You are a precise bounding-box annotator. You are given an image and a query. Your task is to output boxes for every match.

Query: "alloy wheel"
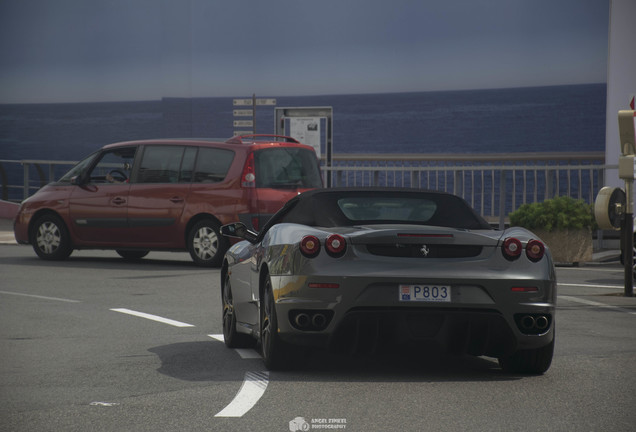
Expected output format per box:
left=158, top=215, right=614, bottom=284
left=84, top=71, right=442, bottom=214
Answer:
left=192, top=226, right=219, bottom=261
left=36, top=221, right=62, bottom=254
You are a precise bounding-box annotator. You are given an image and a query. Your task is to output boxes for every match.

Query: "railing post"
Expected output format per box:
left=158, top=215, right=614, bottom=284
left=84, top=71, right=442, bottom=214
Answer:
left=546, top=169, right=554, bottom=199
left=410, top=170, right=419, bottom=188
left=0, top=163, right=8, bottom=201
left=22, top=163, right=30, bottom=200
left=48, top=163, right=55, bottom=184
left=454, top=170, right=463, bottom=197
left=499, top=169, right=507, bottom=230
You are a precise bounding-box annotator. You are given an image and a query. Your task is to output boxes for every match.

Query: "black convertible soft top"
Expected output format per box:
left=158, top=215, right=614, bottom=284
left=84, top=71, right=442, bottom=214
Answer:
left=265, top=188, right=492, bottom=232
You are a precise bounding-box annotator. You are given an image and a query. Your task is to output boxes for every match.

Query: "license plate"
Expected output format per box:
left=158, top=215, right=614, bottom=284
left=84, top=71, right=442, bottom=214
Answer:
left=399, top=284, right=451, bottom=302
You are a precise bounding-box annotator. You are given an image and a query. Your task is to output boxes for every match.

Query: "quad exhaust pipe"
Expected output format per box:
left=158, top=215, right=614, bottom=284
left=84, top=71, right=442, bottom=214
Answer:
left=294, top=313, right=311, bottom=328
left=312, top=313, right=327, bottom=329
left=517, top=314, right=551, bottom=334
left=291, top=310, right=331, bottom=331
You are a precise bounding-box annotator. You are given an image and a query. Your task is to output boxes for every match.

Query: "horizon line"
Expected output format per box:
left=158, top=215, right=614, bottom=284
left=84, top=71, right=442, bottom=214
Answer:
left=0, top=82, right=607, bottom=106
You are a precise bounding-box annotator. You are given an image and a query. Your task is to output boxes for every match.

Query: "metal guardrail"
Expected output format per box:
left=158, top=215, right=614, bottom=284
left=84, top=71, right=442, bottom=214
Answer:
left=322, top=152, right=609, bottom=228
left=1, top=152, right=610, bottom=228
left=0, top=159, right=78, bottom=202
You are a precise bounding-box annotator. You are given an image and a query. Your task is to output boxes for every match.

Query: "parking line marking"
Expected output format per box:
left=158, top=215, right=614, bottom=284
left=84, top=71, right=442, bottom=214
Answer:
left=558, top=282, right=623, bottom=289
left=235, top=348, right=262, bottom=359
left=0, top=290, right=80, bottom=303
left=110, top=308, right=195, bottom=327
left=208, top=334, right=225, bottom=343
left=215, top=371, right=269, bottom=418
left=558, top=295, right=636, bottom=315
left=207, top=334, right=262, bottom=359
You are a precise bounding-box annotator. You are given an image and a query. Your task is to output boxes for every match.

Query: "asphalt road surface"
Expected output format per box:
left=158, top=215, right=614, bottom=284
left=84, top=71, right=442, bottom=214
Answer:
left=1, top=245, right=635, bottom=432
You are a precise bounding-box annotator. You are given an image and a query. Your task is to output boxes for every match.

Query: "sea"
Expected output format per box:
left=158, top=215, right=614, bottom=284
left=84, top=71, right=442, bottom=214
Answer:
left=0, top=83, right=606, bottom=162
left=0, top=84, right=606, bottom=204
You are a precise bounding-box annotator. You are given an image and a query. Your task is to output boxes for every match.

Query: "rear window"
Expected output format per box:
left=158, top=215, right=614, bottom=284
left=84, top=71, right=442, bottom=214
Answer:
left=275, top=190, right=491, bottom=230
left=338, top=197, right=437, bottom=222
left=255, top=147, right=322, bottom=189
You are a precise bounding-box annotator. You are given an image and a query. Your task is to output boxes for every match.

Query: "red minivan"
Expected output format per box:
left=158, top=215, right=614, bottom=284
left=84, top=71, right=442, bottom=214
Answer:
left=13, top=135, right=322, bottom=266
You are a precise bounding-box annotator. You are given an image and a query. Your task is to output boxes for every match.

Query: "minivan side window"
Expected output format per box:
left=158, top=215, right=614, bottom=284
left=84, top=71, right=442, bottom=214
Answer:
left=138, top=145, right=191, bottom=184
left=88, top=147, right=137, bottom=184
left=193, top=148, right=235, bottom=183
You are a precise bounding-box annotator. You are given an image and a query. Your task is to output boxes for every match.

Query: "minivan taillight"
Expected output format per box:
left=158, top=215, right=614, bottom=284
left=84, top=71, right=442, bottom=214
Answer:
left=241, top=152, right=256, bottom=188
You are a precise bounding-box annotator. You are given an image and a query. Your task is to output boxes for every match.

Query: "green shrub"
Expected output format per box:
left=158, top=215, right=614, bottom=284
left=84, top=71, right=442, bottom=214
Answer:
left=509, top=196, right=595, bottom=232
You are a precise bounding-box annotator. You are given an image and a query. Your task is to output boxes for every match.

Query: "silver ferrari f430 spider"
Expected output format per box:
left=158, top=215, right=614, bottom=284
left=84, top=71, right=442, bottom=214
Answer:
left=220, top=188, right=556, bottom=373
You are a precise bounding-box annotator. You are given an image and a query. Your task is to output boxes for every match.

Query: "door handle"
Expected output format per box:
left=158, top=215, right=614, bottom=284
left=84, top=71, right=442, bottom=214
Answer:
left=169, top=197, right=184, bottom=203
left=112, top=197, right=126, bottom=205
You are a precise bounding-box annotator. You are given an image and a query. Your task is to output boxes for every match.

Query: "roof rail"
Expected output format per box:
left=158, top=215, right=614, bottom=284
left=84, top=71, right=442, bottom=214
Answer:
left=226, top=134, right=300, bottom=145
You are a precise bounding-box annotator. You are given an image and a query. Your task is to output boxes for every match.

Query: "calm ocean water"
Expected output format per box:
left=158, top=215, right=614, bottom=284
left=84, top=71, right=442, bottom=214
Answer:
left=0, top=83, right=606, bottom=162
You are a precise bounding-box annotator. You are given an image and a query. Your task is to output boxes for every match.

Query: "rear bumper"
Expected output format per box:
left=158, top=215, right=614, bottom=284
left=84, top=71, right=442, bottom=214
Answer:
left=279, top=306, right=554, bottom=356
left=272, top=272, right=556, bottom=355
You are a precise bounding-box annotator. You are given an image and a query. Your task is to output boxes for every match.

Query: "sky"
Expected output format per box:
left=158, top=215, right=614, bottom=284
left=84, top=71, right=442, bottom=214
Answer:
left=0, top=0, right=610, bottom=103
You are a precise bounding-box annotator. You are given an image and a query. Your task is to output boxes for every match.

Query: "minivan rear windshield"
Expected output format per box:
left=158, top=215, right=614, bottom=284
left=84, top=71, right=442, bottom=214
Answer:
left=255, top=147, right=322, bottom=189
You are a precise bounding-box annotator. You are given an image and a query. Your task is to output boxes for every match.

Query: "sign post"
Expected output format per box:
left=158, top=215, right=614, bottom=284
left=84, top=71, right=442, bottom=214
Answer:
left=232, top=94, right=276, bottom=136
left=618, top=110, right=636, bottom=297
left=275, top=107, right=334, bottom=187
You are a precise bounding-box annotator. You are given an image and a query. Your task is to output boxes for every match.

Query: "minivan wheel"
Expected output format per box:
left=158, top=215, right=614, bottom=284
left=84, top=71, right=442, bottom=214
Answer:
left=187, top=219, right=228, bottom=267
left=31, top=214, right=73, bottom=260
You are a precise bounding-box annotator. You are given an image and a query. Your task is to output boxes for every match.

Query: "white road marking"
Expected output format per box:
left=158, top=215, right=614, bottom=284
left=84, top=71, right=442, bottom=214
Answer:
left=215, top=371, right=269, bottom=418
left=110, top=308, right=195, bottom=327
left=558, top=282, right=624, bottom=289
left=235, top=348, right=262, bottom=359
left=90, top=401, right=120, bottom=407
left=558, top=295, right=636, bottom=315
left=558, top=267, right=621, bottom=273
left=207, top=334, right=262, bottom=359
left=208, top=333, right=225, bottom=343
left=0, top=290, right=80, bottom=303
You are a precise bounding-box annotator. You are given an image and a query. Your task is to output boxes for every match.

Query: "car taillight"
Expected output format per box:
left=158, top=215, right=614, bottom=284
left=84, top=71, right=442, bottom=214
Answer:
left=526, top=239, right=545, bottom=262
left=502, top=237, right=522, bottom=260
left=325, top=234, right=346, bottom=258
left=241, top=152, right=256, bottom=188
left=511, top=286, right=539, bottom=292
left=300, top=235, right=320, bottom=258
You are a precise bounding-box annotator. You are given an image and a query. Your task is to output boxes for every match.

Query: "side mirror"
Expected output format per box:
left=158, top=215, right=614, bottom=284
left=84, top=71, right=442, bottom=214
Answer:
left=221, top=222, right=258, bottom=243
left=70, top=175, right=86, bottom=186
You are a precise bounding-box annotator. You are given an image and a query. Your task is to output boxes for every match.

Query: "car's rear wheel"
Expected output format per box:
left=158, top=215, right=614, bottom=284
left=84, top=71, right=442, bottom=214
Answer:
left=187, top=219, right=228, bottom=267
left=498, top=336, right=554, bottom=375
left=222, top=272, right=256, bottom=348
left=31, top=214, right=73, bottom=260
left=260, top=274, right=292, bottom=370
left=116, top=250, right=149, bottom=260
